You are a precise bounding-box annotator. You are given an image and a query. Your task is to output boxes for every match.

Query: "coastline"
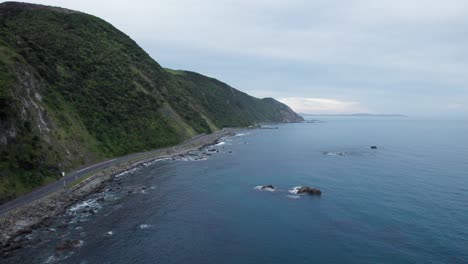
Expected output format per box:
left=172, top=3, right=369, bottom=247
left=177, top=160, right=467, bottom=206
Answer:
left=0, top=128, right=240, bottom=253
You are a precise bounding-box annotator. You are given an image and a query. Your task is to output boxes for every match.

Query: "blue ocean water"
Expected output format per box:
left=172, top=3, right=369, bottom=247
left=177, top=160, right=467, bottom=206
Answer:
left=6, top=118, right=468, bottom=263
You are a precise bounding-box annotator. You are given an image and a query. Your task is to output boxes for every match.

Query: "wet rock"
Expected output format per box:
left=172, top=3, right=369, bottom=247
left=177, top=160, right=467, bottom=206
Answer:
left=297, top=186, right=322, bottom=195
left=2, top=251, right=12, bottom=259
left=29, top=237, right=42, bottom=245
left=41, top=217, right=53, bottom=228
left=16, top=227, right=33, bottom=236
left=57, top=223, right=68, bottom=229
left=370, top=146, right=378, bottom=149
left=55, top=239, right=81, bottom=251
left=12, top=236, right=23, bottom=243
left=3, top=243, right=22, bottom=252
left=261, top=185, right=275, bottom=190
left=96, top=197, right=105, bottom=202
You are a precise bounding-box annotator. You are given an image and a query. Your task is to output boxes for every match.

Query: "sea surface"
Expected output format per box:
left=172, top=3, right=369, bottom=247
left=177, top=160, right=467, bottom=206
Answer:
left=5, top=118, right=468, bottom=263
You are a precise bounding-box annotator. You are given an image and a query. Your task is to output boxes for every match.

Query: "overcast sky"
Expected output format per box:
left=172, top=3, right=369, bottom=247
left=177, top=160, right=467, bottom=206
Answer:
left=23, top=0, right=468, bottom=117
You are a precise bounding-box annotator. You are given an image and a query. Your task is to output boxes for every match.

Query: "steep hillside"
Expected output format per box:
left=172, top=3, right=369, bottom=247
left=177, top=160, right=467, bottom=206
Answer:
left=0, top=2, right=303, bottom=203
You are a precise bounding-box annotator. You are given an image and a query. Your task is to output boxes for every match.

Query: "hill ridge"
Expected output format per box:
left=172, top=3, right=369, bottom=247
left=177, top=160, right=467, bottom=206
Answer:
left=0, top=1, right=302, bottom=203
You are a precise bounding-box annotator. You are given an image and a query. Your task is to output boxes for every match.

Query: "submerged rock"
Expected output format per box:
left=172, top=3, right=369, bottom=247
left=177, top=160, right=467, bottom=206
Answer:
left=296, top=186, right=322, bottom=195
left=55, top=239, right=81, bottom=251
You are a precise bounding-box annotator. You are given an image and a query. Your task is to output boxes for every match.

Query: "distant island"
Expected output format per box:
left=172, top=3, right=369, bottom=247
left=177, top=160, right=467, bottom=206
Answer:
left=301, top=113, right=407, bottom=117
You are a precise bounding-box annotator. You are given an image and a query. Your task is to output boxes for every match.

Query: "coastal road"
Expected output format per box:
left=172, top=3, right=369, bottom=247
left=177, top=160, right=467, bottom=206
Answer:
left=0, top=130, right=230, bottom=217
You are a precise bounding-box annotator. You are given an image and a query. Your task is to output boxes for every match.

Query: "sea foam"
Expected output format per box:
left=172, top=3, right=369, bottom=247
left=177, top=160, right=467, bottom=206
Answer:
left=288, top=186, right=302, bottom=194
left=254, top=186, right=276, bottom=192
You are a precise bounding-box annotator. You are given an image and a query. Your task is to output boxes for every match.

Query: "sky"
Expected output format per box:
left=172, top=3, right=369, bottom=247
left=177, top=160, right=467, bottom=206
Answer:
left=22, top=0, right=468, bottom=117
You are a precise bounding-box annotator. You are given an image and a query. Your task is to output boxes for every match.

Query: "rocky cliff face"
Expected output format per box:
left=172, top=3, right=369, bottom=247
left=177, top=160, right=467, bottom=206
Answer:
left=0, top=2, right=303, bottom=202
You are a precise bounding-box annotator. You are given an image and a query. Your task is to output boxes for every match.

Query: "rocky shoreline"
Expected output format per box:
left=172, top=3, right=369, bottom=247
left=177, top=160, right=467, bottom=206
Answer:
left=0, top=128, right=238, bottom=256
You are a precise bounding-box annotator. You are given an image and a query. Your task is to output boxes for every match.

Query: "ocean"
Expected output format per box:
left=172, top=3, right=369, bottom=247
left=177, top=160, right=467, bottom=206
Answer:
left=5, top=117, right=468, bottom=263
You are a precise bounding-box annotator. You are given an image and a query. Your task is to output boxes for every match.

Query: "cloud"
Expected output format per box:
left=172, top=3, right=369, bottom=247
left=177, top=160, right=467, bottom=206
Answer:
left=278, top=97, right=368, bottom=114
left=447, top=103, right=464, bottom=109
left=27, top=0, right=468, bottom=117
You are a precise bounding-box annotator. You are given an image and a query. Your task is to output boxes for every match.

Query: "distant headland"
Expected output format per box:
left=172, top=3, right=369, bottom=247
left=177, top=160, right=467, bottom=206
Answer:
left=301, top=113, right=408, bottom=117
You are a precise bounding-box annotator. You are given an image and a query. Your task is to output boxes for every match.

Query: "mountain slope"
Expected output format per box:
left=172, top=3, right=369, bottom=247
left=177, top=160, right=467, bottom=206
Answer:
left=0, top=2, right=302, bottom=203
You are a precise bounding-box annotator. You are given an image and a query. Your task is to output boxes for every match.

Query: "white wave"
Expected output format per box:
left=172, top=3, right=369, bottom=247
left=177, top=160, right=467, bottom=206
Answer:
left=68, top=198, right=101, bottom=214
left=142, top=158, right=170, bottom=167
left=106, top=231, right=113, bottom=236
left=289, top=186, right=302, bottom=194
left=254, top=185, right=276, bottom=192
left=45, top=254, right=69, bottom=264
left=215, top=141, right=226, bottom=146
left=286, top=195, right=301, bottom=199
left=45, top=240, right=83, bottom=263
left=323, top=151, right=346, bottom=156
left=115, top=167, right=139, bottom=178
left=235, top=133, right=248, bottom=137
left=174, top=156, right=207, bottom=162
left=139, top=224, right=151, bottom=229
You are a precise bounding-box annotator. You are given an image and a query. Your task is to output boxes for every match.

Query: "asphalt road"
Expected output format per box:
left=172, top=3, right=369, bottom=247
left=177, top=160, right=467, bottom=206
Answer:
left=0, top=130, right=228, bottom=217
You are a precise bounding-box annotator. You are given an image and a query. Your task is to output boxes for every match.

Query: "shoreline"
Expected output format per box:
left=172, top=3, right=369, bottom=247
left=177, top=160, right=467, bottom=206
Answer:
left=0, top=128, right=240, bottom=253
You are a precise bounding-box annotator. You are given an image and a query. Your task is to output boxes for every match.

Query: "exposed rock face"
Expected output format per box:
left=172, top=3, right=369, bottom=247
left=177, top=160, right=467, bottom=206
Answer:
left=297, top=186, right=322, bottom=195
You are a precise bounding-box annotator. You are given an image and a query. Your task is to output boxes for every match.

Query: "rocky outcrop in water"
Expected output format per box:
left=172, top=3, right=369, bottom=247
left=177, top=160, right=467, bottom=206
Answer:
left=55, top=239, right=81, bottom=251
left=296, top=187, right=322, bottom=195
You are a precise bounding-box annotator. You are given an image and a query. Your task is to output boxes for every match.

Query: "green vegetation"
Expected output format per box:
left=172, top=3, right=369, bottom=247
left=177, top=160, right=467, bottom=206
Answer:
left=0, top=2, right=303, bottom=203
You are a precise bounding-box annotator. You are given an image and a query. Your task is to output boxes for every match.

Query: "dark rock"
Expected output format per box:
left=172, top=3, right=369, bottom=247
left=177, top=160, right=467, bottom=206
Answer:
left=261, top=185, right=274, bottom=190
left=2, top=251, right=12, bottom=258
left=96, top=197, right=105, bottom=202
left=41, top=217, right=53, bottom=228
left=297, top=186, right=322, bottom=195
left=55, top=239, right=81, bottom=251
left=16, top=227, right=33, bottom=236
left=30, top=238, right=42, bottom=245
left=57, top=224, right=68, bottom=229
left=370, top=146, right=378, bottom=149
left=4, top=243, right=22, bottom=252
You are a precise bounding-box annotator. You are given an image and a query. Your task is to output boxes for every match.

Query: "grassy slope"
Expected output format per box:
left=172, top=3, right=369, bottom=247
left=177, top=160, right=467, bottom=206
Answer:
left=0, top=2, right=302, bottom=203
